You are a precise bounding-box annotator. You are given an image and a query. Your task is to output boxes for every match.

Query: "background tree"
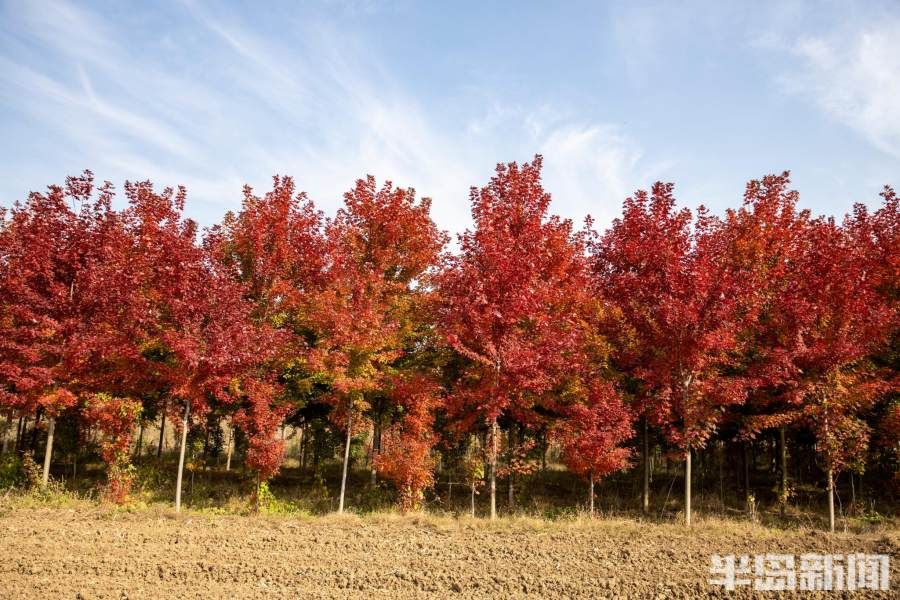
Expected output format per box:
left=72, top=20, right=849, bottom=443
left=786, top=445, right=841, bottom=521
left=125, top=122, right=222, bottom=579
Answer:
left=555, top=381, right=634, bottom=516
left=373, top=374, right=439, bottom=512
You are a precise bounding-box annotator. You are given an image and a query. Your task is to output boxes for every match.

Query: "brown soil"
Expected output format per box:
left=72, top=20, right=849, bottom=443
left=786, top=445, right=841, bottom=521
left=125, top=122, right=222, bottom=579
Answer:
left=0, top=507, right=896, bottom=599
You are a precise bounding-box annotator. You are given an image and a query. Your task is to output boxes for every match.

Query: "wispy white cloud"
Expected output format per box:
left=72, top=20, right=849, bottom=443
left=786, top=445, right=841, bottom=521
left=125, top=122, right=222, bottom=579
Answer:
left=784, top=23, right=900, bottom=159
left=0, top=0, right=661, bottom=235
left=460, top=104, right=668, bottom=229
left=539, top=124, right=648, bottom=227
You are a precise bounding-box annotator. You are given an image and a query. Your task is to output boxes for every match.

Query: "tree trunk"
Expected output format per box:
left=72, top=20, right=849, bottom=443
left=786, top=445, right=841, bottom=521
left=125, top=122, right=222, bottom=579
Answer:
left=589, top=472, right=595, bottom=518
left=202, top=422, right=211, bottom=463
left=41, top=417, right=55, bottom=485
left=743, top=441, right=751, bottom=510
left=540, top=431, right=547, bottom=472
left=338, top=399, right=353, bottom=514
left=850, top=472, right=856, bottom=513
left=489, top=417, right=498, bottom=521
left=135, top=421, right=145, bottom=459
left=225, top=423, right=233, bottom=471
left=507, top=423, right=518, bottom=509
left=370, top=417, right=381, bottom=486
left=717, top=441, right=724, bottom=508
left=827, top=467, right=835, bottom=533
left=313, top=431, right=320, bottom=474
left=174, top=400, right=191, bottom=513
left=470, top=481, right=476, bottom=518
left=779, top=426, right=788, bottom=517
left=299, top=424, right=307, bottom=471
left=157, top=407, right=166, bottom=458
left=0, top=412, right=10, bottom=454
left=29, top=409, right=42, bottom=454
left=684, top=449, right=692, bottom=527
left=642, top=418, right=650, bottom=514
left=15, top=416, right=24, bottom=450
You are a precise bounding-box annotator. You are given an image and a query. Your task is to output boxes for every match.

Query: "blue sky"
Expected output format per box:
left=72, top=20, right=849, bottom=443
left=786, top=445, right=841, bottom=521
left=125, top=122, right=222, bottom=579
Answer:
left=1, top=0, right=898, bottom=234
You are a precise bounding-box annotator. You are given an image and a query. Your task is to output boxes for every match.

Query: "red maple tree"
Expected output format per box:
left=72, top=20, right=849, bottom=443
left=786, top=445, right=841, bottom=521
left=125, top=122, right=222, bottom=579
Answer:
left=0, top=172, right=146, bottom=487
left=555, top=381, right=634, bottom=516
left=765, top=207, right=895, bottom=531
left=594, top=182, right=753, bottom=526
left=310, top=176, right=446, bottom=513
left=124, top=180, right=282, bottom=510
left=374, top=374, right=440, bottom=512
left=438, top=156, right=591, bottom=519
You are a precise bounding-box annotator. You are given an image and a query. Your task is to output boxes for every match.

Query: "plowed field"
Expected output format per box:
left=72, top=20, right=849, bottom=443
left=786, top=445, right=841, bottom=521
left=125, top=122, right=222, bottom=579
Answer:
left=0, top=508, right=896, bottom=598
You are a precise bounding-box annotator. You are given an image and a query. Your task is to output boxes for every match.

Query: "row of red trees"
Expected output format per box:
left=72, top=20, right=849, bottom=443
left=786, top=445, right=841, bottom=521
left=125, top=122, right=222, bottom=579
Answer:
left=0, top=157, right=896, bottom=530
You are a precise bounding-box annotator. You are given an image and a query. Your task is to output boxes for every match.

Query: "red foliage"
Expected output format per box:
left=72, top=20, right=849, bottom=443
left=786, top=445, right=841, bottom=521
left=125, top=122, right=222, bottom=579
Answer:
left=308, top=177, right=445, bottom=452
left=723, top=174, right=896, bottom=478
left=0, top=172, right=145, bottom=418
left=125, top=180, right=284, bottom=482
left=555, top=381, right=634, bottom=481
left=82, top=394, right=142, bottom=502
left=438, top=155, right=591, bottom=430
left=374, top=375, right=439, bottom=511
left=310, top=177, right=445, bottom=396
left=778, top=210, right=894, bottom=474
left=210, top=175, right=326, bottom=322
left=594, top=182, right=752, bottom=452
left=231, top=379, right=289, bottom=480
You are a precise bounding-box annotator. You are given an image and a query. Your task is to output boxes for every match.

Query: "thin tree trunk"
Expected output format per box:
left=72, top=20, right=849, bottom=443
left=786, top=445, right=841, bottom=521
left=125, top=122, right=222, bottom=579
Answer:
left=589, top=472, right=595, bottom=517
left=135, top=421, right=145, bottom=459
left=684, top=448, right=692, bottom=527
left=202, top=422, right=211, bottom=463
left=370, top=417, right=380, bottom=486
left=174, top=400, right=191, bottom=513
left=850, top=472, right=856, bottom=513
left=827, top=467, right=835, bottom=533
left=470, top=481, right=476, bottom=518
left=540, top=432, right=547, bottom=472
left=489, top=417, right=498, bottom=521
left=157, top=407, right=166, bottom=458
left=779, top=426, right=788, bottom=517
left=743, top=441, right=751, bottom=510
left=0, top=412, right=10, bottom=454
left=15, top=416, right=24, bottom=450
left=225, top=422, right=233, bottom=471
left=29, top=409, right=42, bottom=454
left=717, top=441, right=724, bottom=508
left=299, top=424, right=307, bottom=471
left=507, top=423, right=516, bottom=509
left=41, top=417, right=55, bottom=485
left=338, top=399, right=353, bottom=514
left=313, top=430, right=320, bottom=475
left=642, top=418, right=650, bottom=514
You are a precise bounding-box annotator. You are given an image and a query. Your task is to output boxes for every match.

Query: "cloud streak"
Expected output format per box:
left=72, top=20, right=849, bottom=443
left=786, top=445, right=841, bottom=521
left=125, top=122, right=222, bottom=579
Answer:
left=786, top=22, right=900, bottom=160
left=0, top=0, right=661, bottom=236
